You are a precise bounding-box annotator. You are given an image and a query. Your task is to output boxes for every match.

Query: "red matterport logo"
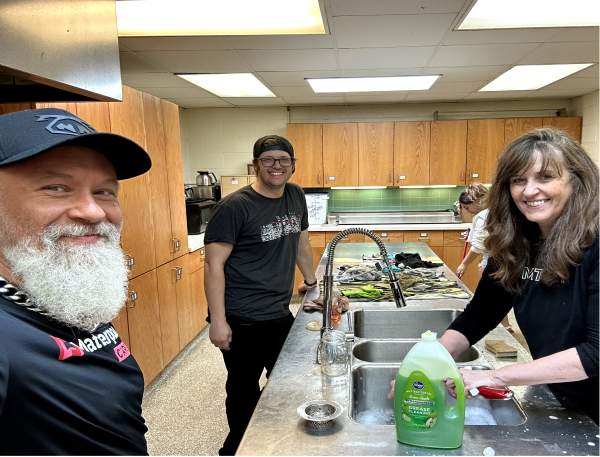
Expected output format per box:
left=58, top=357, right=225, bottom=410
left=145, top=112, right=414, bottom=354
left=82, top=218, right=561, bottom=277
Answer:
left=51, top=336, right=84, bottom=360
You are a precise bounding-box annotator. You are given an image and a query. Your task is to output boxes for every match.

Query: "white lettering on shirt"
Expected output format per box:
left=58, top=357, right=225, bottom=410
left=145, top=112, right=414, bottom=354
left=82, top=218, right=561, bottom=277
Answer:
left=76, top=327, right=120, bottom=353
left=522, top=267, right=543, bottom=281
left=261, top=213, right=301, bottom=242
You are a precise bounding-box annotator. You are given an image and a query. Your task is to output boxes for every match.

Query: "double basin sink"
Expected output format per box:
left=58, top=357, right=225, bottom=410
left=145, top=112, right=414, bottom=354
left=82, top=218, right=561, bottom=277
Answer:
left=348, top=309, right=527, bottom=426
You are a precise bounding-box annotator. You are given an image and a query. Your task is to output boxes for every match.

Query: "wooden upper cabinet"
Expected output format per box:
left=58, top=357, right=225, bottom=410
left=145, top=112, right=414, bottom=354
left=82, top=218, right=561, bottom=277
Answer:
left=109, top=86, right=156, bottom=278
left=543, top=117, right=582, bottom=142
left=504, top=118, right=543, bottom=144
left=430, top=120, right=468, bottom=185
left=161, top=100, right=189, bottom=257
left=466, top=119, right=506, bottom=184
left=287, top=123, right=323, bottom=188
left=358, top=122, right=394, bottom=186
left=394, top=121, right=430, bottom=186
left=0, top=103, right=34, bottom=114
left=323, top=123, right=359, bottom=187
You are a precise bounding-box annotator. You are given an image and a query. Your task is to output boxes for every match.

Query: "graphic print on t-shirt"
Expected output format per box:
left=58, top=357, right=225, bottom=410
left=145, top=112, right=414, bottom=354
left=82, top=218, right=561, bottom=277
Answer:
left=260, top=213, right=301, bottom=242
left=522, top=267, right=543, bottom=281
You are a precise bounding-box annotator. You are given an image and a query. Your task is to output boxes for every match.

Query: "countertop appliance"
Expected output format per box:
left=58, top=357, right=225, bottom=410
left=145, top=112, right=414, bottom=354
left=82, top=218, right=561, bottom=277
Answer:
left=188, top=170, right=221, bottom=201
left=185, top=199, right=215, bottom=235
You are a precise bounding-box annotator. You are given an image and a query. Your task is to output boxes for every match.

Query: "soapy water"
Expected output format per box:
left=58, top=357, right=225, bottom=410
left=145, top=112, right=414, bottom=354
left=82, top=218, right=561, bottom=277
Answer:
left=356, top=406, right=498, bottom=426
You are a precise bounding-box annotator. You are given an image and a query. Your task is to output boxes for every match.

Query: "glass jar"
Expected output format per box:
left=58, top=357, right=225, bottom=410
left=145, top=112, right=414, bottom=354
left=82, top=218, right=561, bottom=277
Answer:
left=320, top=330, right=348, bottom=376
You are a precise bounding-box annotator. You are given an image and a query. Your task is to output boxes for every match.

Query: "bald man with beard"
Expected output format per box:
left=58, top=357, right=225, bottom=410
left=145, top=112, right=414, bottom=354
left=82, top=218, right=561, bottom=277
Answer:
left=0, top=108, right=152, bottom=455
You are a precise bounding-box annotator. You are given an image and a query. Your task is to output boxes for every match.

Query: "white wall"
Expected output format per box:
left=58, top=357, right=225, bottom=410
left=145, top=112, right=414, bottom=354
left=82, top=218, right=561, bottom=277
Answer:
left=180, top=96, right=600, bottom=182
left=571, top=90, right=599, bottom=165
left=181, top=107, right=289, bottom=184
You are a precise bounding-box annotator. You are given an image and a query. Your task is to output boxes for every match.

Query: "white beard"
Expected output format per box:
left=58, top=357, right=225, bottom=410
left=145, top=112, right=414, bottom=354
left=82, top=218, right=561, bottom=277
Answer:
left=2, top=222, right=129, bottom=332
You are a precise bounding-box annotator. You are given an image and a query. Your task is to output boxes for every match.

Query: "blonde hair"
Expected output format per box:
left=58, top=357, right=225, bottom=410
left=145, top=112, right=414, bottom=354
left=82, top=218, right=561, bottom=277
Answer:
left=459, top=183, right=488, bottom=212
left=485, top=128, right=599, bottom=293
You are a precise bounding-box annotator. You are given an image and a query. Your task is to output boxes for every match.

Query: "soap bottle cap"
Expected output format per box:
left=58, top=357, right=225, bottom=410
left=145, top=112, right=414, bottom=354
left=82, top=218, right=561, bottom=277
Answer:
left=422, top=330, right=437, bottom=342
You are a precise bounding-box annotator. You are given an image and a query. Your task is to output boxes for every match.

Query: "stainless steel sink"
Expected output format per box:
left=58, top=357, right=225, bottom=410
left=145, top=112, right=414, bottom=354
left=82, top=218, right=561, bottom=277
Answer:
left=353, top=339, right=481, bottom=363
left=349, top=365, right=526, bottom=426
left=352, top=309, right=462, bottom=339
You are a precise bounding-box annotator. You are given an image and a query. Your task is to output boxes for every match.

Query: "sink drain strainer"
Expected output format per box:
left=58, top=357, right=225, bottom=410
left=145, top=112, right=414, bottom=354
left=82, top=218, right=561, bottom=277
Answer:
left=297, top=400, right=342, bottom=428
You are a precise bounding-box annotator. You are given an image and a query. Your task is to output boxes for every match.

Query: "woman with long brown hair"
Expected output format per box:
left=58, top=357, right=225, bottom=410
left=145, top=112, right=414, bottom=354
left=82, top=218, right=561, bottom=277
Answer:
left=440, top=128, right=599, bottom=424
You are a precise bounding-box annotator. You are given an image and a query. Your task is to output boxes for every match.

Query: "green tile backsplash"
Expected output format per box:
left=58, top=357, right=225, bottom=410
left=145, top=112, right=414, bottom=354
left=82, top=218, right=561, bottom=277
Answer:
left=303, top=187, right=467, bottom=212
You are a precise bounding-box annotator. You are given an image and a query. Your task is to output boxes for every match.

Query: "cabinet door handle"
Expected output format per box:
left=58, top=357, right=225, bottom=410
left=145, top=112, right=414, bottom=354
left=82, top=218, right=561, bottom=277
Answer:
left=469, top=171, right=473, bottom=180
left=175, top=237, right=181, bottom=251
left=389, top=172, right=392, bottom=183
left=397, top=173, right=400, bottom=182
left=318, top=173, right=321, bottom=183
left=325, top=174, right=329, bottom=183
left=461, top=171, right=465, bottom=181
left=129, top=291, right=138, bottom=308
left=124, top=254, right=135, bottom=271
left=418, top=237, right=430, bottom=241
left=172, top=266, right=182, bottom=282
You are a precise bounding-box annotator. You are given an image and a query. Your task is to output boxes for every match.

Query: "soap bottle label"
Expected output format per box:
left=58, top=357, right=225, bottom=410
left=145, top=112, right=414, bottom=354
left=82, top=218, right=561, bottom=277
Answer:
left=400, top=370, right=437, bottom=430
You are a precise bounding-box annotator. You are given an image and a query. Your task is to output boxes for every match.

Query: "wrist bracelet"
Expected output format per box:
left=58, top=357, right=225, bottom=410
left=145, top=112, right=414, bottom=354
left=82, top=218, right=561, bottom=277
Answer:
left=304, top=279, right=318, bottom=287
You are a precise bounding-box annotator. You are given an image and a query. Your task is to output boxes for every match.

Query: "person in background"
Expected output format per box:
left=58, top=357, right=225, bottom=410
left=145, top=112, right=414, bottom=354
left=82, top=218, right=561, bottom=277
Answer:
left=0, top=108, right=152, bottom=454
left=456, top=184, right=511, bottom=331
left=440, top=128, right=599, bottom=424
left=204, top=135, right=317, bottom=455
left=456, top=183, right=489, bottom=280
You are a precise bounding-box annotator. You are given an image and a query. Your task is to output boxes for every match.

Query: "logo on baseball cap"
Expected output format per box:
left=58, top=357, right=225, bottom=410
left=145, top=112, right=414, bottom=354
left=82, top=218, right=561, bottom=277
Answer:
left=0, top=108, right=152, bottom=180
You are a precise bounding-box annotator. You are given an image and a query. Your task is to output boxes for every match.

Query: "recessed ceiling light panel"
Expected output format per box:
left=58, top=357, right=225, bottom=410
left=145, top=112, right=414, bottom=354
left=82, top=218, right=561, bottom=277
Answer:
left=116, top=0, right=326, bottom=36
left=177, top=74, right=276, bottom=97
left=307, top=76, right=440, bottom=93
left=459, top=0, right=600, bottom=29
left=480, top=64, right=593, bottom=91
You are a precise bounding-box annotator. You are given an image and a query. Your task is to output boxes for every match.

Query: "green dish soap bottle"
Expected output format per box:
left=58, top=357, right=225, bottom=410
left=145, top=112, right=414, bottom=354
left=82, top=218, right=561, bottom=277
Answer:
left=394, top=330, right=466, bottom=449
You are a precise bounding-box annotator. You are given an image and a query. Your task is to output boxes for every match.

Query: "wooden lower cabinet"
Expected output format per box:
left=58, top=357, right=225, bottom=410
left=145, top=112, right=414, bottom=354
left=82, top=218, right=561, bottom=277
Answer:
left=126, top=269, right=164, bottom=386
left=190, top=248, right=209, bottom=335
left=294, top=231, right=326, bottom=293
left=371, top=230, right=404, bottom=243
left=443, top=230, right=480, bottom=293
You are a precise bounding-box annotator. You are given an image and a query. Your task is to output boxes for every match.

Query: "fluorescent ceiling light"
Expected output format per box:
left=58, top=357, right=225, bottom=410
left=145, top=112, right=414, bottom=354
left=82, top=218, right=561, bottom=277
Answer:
left=307, top=76, right=440, bottom=93
left=480, top=64, right=593, bottom=91
left=177, top=74, right=275, bottom=97
left=458, top=0, right=600, bottom=29
left=116, top=0, right=325, bottom=36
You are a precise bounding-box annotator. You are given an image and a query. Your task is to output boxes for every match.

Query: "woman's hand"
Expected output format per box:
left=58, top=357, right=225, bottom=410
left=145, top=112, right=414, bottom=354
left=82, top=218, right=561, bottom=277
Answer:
left=387, top=380, right=396, bottom=399
left=456, top=263, right=467, bottom=279
left=443, top=368, right=501, bottom=398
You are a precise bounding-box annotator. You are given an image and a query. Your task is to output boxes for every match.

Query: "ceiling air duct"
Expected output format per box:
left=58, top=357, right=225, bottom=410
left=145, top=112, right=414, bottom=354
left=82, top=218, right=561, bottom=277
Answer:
left=0, top=0, right=122, bottom=103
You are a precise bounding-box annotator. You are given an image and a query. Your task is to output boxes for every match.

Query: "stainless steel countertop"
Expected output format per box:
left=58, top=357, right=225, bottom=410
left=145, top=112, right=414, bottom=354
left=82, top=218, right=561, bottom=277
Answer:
left=237, top=243, right=598, bottom=456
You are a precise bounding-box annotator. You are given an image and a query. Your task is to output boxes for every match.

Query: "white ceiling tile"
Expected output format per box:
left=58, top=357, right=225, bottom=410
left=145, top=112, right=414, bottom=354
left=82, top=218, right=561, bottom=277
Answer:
left=224, top=35, right=333, bottom=50
left=427, top=80, right=487, bottom=93
left=257, top=71, right=340, bottom=86
left=516, top=42, right=600, bottom=65
left=271, top=86, right=317, bottom=97
left=522, top=88, right=596, bottom=99
left=120, top=73, right=198, bottom=88
left=135, top=87, right=217, bottom=98
left=443, top=28, right=558, bottom=45
left=425, top=66, right=510, bottom=82
left=463, top=90, right=535, bottom=100
left=134, top=50, right=251, bottom=73
left=221, top=97, right=289, bottom=106
left=344, top=94, right=408, bottom=103
left=429, top=43, right=539, bottom=67
left=281, top=96, right=346, bottom=105
left=236, top=49, right=337, bottom=71
left=334, top=14, right=455, bottom=48
left=330, top=0, right=465, bottom=16
left=338, top=47, right=436, bottom=70
left=164, top=98, right=234, bottom=108
left=341, top=68, right=423, bottom=77
left=404, top=92, right=469, bottom=102
left=119, top=36, right=231, bottom=51
left=544, top=77, right=599, bottom=91
left=547, top=27, right=600, bottom=42
left=119, top=52, right=165, bottom=73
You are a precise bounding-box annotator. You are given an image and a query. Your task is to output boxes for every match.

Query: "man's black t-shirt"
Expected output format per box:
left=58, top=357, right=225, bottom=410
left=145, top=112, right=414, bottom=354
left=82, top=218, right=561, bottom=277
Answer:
left=204, top=182, right=309, bottom=321
left=449, top=235, right=599, bottom=422
left=0, top=297, right=148, bottom=455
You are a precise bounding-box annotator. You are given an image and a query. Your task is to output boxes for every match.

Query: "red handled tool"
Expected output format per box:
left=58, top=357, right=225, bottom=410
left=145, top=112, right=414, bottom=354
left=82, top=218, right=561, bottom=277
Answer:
left=470, top=386, right=514, bottom=400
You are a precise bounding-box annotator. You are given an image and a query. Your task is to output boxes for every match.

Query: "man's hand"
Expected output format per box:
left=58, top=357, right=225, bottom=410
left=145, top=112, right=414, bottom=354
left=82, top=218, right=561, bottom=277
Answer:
left=209, top=318, right=232, bottom=351
left=298, top=280, right=318, bottom=295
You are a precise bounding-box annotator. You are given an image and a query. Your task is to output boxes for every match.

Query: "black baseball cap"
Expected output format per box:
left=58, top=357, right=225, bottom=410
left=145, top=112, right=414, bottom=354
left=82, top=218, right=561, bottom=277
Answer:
left=0, top=108, right=152, bottom=180
left=253, top=135, right=294, bottom=159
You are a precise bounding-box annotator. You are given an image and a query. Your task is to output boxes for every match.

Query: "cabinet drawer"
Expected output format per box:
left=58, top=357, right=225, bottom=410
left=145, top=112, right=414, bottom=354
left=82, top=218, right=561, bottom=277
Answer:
left=189, top=248, right=205, bottom=273
left=326, top=232, right=365, bottom=243
left=443, top=230, right=468, bottom=247
left=372, top=230, right=404, bottom=242
left=403, top=230, right=443, bottom=246
left=308, top=231, right=326, bottom=248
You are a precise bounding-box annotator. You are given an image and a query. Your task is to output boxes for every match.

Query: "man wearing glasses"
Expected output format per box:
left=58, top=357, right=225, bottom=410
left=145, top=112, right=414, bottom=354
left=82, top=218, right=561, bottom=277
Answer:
left=204, top=135, right=317, bottom=456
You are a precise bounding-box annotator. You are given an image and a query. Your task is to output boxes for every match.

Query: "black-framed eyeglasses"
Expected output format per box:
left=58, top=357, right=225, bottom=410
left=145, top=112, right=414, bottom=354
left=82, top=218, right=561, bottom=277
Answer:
left=257, top=157, right=296, bottom=167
